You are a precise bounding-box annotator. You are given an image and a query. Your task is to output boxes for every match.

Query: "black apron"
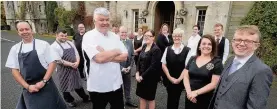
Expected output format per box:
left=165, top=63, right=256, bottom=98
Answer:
left=56, top=41, right=82, bottom=92
left=16, top=39, right=68, bottom=109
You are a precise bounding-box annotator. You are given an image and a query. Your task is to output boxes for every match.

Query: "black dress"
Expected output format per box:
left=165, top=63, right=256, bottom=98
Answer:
left=136, top=43, right=161, bottom=101
left=185, top=56, right=223, bottom=109
left=134, top=35, right=143, bottom=65
left=164, top=46, right=190, bottom=109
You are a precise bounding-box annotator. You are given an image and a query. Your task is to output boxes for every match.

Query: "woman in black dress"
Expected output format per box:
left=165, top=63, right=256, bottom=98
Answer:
left=156, top=23, right=174, bottom=85
left=136, top=30, right=161, bottom=109
left=183, top=34, right=223, bottom=109
left=161, top=28, right=192, bottom=109
left=133, top=27, right=144, bottom=65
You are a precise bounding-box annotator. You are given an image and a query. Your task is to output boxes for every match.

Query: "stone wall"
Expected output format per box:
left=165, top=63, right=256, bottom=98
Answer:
left=113, top=1, right=147, bottom=33
left=226, top=1, right=254, bottom=39
left=85, top=1, right=104, bottom=16
left=182, top=1, right=231, bottom=38
left=110, top=1, right=232, bottom=42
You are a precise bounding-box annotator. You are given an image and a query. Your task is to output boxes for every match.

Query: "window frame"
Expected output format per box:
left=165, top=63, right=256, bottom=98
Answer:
left=195, top=7, right=207, bottom=36
left=132, top=9, right=139, bottom=32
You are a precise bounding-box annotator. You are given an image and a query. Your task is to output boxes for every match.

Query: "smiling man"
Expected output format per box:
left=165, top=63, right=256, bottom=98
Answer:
left=51, top=29, right=89, bottom=107
left=209, top=25, right=273, bottom=109
left=118, top=26, right=138, bottom=108
left=82, top=7, right=128, bottom=109
left=5, top=21, right=67, bottom=109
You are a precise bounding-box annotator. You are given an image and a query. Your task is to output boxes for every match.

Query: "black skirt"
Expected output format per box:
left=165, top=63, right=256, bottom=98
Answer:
left=136, top=80, right=158, bottom=101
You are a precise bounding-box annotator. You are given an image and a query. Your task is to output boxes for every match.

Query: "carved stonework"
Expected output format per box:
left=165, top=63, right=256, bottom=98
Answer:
left=179, top=8, right=187, bottom=16
left=142, top=9, right=148, bottom=16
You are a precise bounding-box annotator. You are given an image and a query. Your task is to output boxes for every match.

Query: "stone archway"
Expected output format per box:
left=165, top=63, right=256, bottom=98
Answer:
left=154, top=1, right=175, bottom=36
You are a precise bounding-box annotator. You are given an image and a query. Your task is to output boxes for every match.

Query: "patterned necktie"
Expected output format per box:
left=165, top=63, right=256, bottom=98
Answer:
left=122, top=40, right=126, bottom=46
left=228, top=59, right=241, bottom=76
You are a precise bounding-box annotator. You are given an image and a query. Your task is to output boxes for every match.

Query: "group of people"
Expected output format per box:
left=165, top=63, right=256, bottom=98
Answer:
left=5, top=7, right=274, bottom=109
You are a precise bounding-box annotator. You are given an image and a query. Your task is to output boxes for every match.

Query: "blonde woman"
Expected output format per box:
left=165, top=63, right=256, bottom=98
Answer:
left=161, top=28, right=193, bottom=109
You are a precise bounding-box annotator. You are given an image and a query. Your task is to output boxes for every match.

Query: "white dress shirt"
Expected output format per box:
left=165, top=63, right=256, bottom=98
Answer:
left=82, top=29, right=128, bottom=92
left=51, top=41, right=79, bottom=59
left=161, top=44, right=193, bottom=66
left=187, top=34, right=201, bottom=56
left=5, top=39, right=59, bottom=70
left=216, top=36, right=230, bottom=64
left=164, top=34, right=170, bottom=42
left=233, top=53, right=254, bottom=70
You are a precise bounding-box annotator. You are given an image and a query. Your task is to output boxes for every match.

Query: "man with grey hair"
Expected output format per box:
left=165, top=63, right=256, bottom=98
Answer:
left=119, top=26, right=138, bottom=108
left=82, top=7, right=128, bottom=109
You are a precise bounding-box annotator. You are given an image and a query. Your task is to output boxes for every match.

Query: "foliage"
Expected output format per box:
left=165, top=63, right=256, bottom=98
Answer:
left=17, top=1, right=27, bottom=20
left=45, top=1, right=58, bottom=33
left=75, top=1, right=86, bottom=23
left=1, top=1, right=7, bottom=25
left=54, top=7, right=76, bottom=28
left=241, top=1, right=277, bottom=67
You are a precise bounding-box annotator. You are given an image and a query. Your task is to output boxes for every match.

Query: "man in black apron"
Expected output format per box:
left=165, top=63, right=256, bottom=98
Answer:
left=5, top=21, right=68, bottom=109
left=51, top=29, right=89, bottom=107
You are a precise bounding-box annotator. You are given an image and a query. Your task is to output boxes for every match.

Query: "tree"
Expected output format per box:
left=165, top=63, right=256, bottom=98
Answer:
left=45, top=1, right=58, bottom=33
left=16, top=1, right=27, bottom=20
left=54, top=7, right=76, bottom=28
left=241, top=1, right=277, bottom=67
left=54, top=7, right=76, bottom=35
left=1, top=1, right=7, bottom=26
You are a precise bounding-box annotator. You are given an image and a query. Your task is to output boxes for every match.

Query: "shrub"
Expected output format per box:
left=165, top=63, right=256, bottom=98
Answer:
left=240, top=1, right=277, bottom=67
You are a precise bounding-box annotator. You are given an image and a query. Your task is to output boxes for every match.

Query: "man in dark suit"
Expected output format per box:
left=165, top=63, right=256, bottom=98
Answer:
left=72, top=23, right=86, bottom=79
left=119, top=26, right=138, bottom=108
left=209, top=25, right=273, bottom=109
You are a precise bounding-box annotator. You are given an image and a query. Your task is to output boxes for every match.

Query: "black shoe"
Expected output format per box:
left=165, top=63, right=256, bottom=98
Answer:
left=125, top=102, right=138, bottom=108
left=68, top=102, right=77, bottom=107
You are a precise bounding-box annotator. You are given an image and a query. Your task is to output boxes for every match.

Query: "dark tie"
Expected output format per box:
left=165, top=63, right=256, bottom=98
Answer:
left=216, top=38, right=220, bottom=45
left=216, top=38, right=220, bottom=56
left=228, top=59, right=241, bottom=75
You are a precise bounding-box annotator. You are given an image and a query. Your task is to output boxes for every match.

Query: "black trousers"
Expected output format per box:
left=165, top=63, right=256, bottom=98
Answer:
left=166, top=84, right=183, bottom=109
left=77, top=50, right=85, bottom=78
left=63, top=88, right=89, bottom=103
left=89, top=87, right=124, bottom=109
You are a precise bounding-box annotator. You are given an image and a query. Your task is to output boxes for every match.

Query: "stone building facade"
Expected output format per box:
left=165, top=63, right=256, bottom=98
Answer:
left=3, top=1, right=254, bottom=40
left=3, top=1, right=47, bottom=33
left=102, top=1, right=254, bottom=41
